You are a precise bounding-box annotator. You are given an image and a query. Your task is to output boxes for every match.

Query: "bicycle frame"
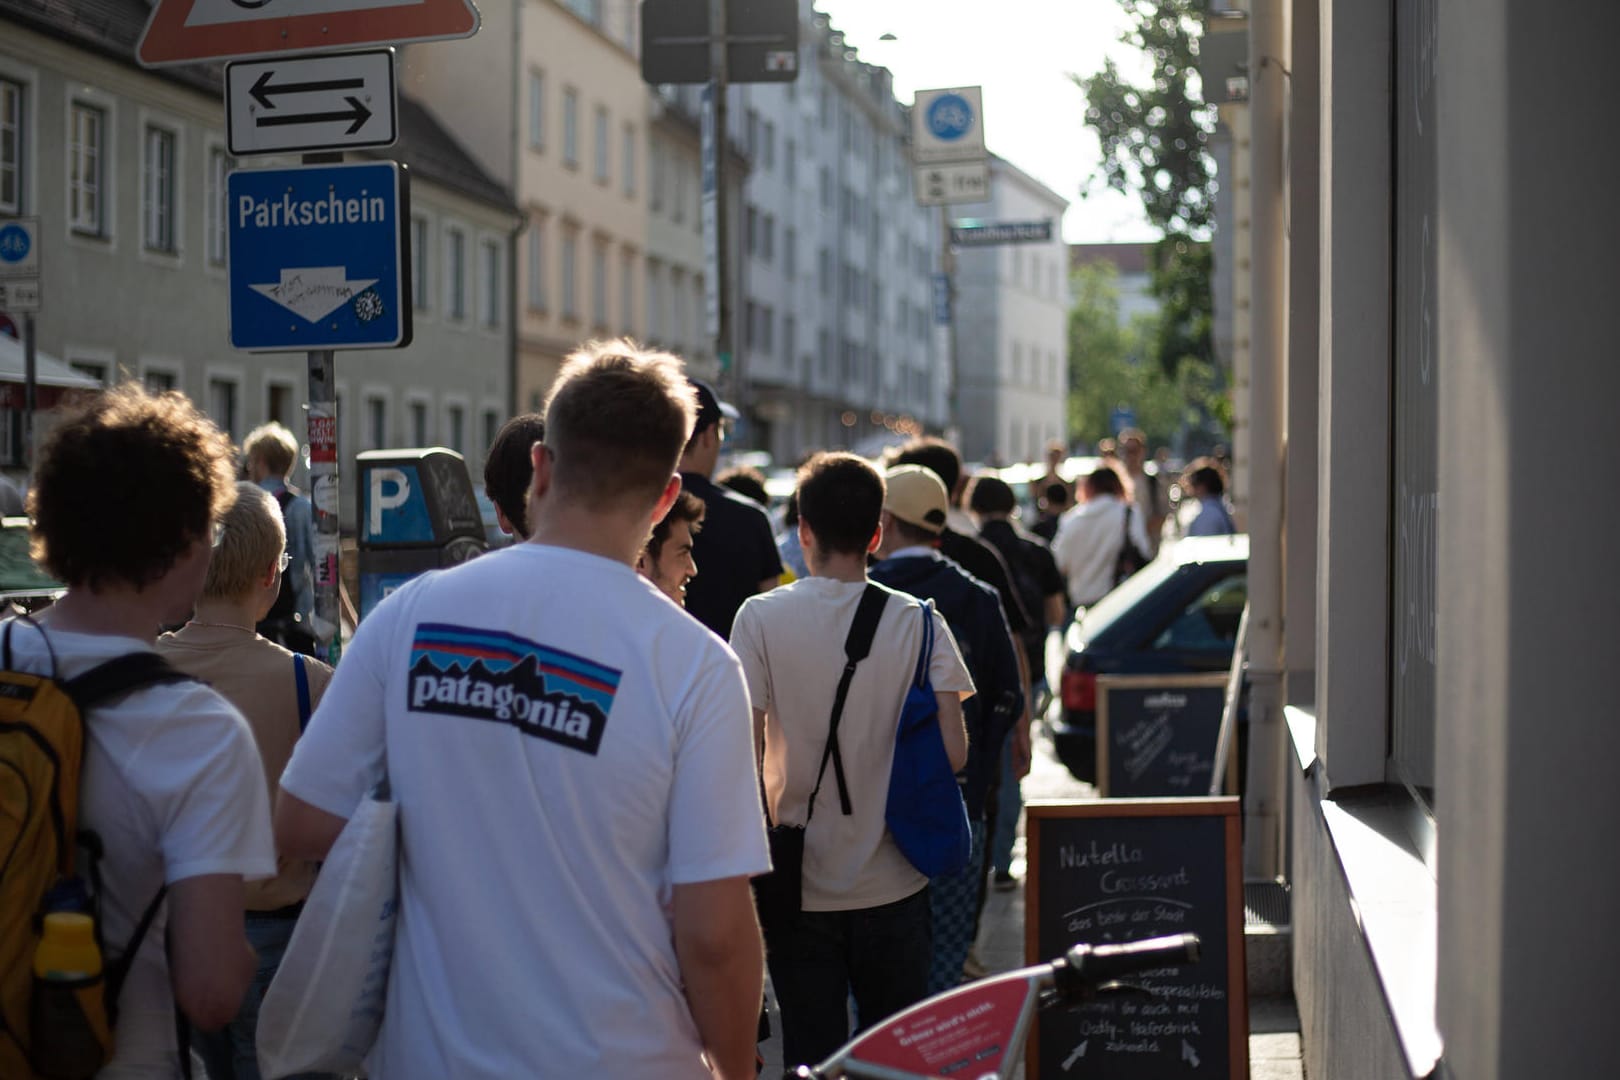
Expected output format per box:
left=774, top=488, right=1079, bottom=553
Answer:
left=800, top=961, right=1056, bottom=1080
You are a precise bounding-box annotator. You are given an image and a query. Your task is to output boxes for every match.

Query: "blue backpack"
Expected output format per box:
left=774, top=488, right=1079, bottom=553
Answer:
left=885, top=599, right=972, bottom=877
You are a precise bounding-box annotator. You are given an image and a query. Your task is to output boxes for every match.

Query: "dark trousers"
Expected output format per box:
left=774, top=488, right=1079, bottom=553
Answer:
left=768, top=887, right=932, bottom=1071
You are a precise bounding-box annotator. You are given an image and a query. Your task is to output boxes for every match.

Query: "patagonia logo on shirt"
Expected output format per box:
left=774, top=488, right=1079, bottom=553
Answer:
left=407, top=623, right=620, bottom=756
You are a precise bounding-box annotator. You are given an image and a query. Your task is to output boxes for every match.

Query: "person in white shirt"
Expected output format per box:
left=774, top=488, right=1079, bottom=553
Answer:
left=275, top=341, right=769, bottom=1080
left=6, top=384, right=275, bottom=1079
left=730, top=453, right=972, bottom=1071
left=1051, top=466, right=1155, bottom=611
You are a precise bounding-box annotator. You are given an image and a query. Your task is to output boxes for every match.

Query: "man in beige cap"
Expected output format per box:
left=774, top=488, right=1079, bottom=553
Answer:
left=869, top=466, right=1024, bottom=995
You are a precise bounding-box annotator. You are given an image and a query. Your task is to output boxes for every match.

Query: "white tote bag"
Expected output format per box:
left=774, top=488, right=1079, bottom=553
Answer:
left=257, top=783, right=398, bottom=1079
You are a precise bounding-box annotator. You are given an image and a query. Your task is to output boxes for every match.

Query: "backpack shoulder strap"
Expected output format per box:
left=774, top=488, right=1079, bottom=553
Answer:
left=807, top=584, right=889, bottom=822
left=912, top=599, right=935, bottom=689
left=274, top=486, right=295, bottom=512
left=62, top=652, right=195, bottom=712
left=293, top=653, right=312, bottom=731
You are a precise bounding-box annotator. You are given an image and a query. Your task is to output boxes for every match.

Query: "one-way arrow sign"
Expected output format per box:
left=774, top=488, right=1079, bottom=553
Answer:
left=226, top=49, right=397, bottom=156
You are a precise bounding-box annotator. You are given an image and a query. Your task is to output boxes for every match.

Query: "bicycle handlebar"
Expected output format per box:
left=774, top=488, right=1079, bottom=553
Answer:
left=1050, top=933, right=1201, bottom=1002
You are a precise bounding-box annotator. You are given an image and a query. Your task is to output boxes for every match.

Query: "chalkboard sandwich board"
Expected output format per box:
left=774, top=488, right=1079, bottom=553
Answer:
left=1096, top=673, right=1234, bottom=797
left=1025, top=797, right=1247, bottom=1080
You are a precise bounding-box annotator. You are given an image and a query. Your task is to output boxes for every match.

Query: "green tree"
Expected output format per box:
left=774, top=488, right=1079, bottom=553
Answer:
left=1072, top=0, right=1228, bottom=448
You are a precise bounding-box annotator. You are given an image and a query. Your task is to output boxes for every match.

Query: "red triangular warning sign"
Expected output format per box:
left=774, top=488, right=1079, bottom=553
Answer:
left=137, top=0, right=480, bottom=68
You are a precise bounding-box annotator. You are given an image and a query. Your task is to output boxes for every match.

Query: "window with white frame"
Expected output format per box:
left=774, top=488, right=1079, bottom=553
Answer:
left=784, top=138, right=796, bottom=189
left=365, top=396, right=387, bottom=449
left=206, top=146, right=231, bottom=266
left=446, top=403, right=465, bottom=455
left=528, top=70, right=544, bottom=150
left=784, top=227, right=796, bottom=280
left=479, top=239, right=500, bottom=328
left=763, top=121, right=775, bottom=171
left=68, top=360, right=106, bottom=384
left=68, top=102, right=105, bottom=236
left=446, top=227, right=466, bottom=320
left=593, top=106, right=609, bottom=184
left=620, top=248, right=634, bottom=334
left=649, top=136, right=665, bottom=212
left=591, top=241, right=607, bottom=328
left=645, top=259, right=662, bottom=341
left=0, top=77, right=23, bottom=215
left=409, top=400, right=428, bottom=446
left=207, top=377, right=239, bottom=440
left=267, top=382, right=292, bottom=426
left=561, top=228, right=578, bottom=320
left=144, top=369, right=175, bottom=393
left=622, top=122, right=635, bottom=198
left=562, top=88, right=579, bottom=167
left=672, top=159, right=686, bottom=223
left=411, top=216, right=429, bottom=310
left=526, top=217, right=547, bottom=312
left=670, top=268, right=687, bottom=349
left=142, top=125, right=177, bottom=253
left=482, top=408, right=498, bottom=454
left=762, top=214, right=774, bottom=264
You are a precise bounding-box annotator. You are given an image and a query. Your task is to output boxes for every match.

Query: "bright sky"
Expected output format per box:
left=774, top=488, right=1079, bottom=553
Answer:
left=813, top=0, right=1159, bottom=245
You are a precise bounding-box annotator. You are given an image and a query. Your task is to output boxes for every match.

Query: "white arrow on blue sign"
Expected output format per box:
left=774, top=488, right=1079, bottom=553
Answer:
left=227, top=160, right=411, bottom=351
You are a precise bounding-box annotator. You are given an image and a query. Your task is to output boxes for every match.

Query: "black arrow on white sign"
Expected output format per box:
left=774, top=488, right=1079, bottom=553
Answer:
left=256, top=96, right=374, bottom=135
left=250, top=70, right=366, bottom=110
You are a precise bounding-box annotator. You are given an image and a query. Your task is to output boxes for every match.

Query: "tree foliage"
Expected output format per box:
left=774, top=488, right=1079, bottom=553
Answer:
left=1070, top=0, right=1226, bottom=447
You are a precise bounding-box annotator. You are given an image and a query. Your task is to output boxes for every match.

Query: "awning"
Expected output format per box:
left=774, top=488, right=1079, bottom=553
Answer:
left=0, top=333, right=104, bottom=410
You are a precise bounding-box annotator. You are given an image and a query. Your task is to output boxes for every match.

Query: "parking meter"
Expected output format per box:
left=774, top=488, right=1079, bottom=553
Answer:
left=357, top=448, right=487, bottom=619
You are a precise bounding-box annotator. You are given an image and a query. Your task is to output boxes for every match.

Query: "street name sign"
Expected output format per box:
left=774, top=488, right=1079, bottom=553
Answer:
left=227, top=50, right=398, bottom=156
left=227, top=161, right=412, bottom=351
left=912, top=87, right=986, bottom=166
left=138, top=0, right=479, bottom=68
left=949, top=219, right=1054, bottom=247
left=0, top=280, right=40, bottom=314
left=915, top=161, right=990, bottom=207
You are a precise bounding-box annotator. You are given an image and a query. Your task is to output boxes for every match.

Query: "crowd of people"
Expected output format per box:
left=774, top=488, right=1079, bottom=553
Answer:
left=4, top=340, right=1235, bottom=1080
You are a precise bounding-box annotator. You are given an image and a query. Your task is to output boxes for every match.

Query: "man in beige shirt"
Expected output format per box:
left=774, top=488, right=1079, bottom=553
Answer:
left=158, top=481, right=333, bottom=1080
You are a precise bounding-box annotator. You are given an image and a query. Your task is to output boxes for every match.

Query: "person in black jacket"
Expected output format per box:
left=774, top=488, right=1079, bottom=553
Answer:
left=870, top=465, right=1024, bottom=995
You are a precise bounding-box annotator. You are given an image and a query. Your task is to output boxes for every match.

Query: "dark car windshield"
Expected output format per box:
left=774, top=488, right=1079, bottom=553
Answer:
left=1072, top=552, right=1181, bottom=641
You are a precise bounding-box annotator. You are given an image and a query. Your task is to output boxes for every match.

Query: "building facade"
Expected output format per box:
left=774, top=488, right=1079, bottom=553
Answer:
left=949, top=156, right=1069, bottom=465
left=0, top=0, right=517, bottom=527
left=1222, top=0, right=1620, bottom=1076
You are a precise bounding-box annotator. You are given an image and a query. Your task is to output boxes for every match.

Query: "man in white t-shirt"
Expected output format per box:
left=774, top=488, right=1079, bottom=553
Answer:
left=730, top=452, right=973, bottom=1071
left=6, top=384, right=275, bottom=1079
left=276, top=342, right=769, bottom=1080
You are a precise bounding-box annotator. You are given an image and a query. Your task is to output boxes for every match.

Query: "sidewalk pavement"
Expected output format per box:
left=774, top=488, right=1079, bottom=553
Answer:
left=759, top=724, right=1307, bottom=1078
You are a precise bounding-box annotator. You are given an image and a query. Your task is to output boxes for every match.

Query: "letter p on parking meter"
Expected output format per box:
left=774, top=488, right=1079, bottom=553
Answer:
left=357, top=448, right=487, bottom=619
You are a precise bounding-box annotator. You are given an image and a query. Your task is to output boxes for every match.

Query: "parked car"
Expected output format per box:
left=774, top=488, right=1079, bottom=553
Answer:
left=0, top=516, right=65, bottom=613
left=1050, top=534, right=1249, bottom=783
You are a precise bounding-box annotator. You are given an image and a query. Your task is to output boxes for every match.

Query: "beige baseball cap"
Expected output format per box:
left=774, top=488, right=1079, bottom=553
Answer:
left=884, top=465, right=950, bottom=535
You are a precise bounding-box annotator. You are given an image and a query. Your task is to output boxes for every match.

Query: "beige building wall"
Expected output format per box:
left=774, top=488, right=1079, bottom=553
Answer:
left=405, top=0, right=650, bottom=411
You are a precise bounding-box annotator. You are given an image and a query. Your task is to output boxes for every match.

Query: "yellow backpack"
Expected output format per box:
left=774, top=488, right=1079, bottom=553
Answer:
left=0, top=619, right=194, bottom=1079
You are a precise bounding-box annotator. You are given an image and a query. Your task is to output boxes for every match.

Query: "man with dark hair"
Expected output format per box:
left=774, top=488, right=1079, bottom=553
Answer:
left=13, top=384, right=274, bottom=1075
left=870, top=466, right=1024, bottom=995
left=731, top=452, right=972, bottom=1072
left=1052, top=466, right=1154, bottom=611
left=714, top=464, right=770, bottom=508
left=637, top=490, right=706, bottom=605
left=1033, top=481, right=1071, bottom=543
left=965, top=475, right=1066, bottom=890
left=1181, top=457, right=1236, bottom=536
left=482, top=413, right=546, bottom=539
left=679, top=380, right=782, bottom=639
left=277, top=341, right=769, bottom=1079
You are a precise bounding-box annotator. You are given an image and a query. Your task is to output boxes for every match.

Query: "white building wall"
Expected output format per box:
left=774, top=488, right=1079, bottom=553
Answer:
left=0, top=23, right=514, bottom=527
left=950, top=157, right=1069, bottom=464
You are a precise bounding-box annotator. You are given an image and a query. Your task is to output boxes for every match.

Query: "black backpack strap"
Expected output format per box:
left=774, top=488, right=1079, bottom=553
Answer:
left=62, top=652, right=194, bottom=712
left=103, top=884, right=168, bottom=1011
left=807, top=584, right=888, bottom=821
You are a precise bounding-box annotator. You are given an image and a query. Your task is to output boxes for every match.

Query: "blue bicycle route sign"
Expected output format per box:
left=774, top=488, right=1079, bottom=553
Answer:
left=227, top=160, right=411, bottom=351
left=0, top=219, right=39, bottom=276
left=926, top=93, right=975, bottom=142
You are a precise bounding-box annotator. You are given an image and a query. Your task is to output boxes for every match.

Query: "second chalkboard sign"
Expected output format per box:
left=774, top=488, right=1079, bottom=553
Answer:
left=1025, top=798, right=1248, bottom=1080
left=1096, top=674, right=1233, bottom=797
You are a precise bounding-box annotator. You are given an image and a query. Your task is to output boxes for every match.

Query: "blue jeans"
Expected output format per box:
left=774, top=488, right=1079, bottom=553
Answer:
left=192, top=913, right=335, bottom=1080
left=769, top=887, right=933, bottom=1071
left=990, top=731, right=1022, bottom=875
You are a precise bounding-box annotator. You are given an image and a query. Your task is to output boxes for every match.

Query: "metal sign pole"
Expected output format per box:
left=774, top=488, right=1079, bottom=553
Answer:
left=22, top=312, right=35, bottom=471
left=302, top=150, right=343, bottom=664
left=708, top=0, right=733, bottom=398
